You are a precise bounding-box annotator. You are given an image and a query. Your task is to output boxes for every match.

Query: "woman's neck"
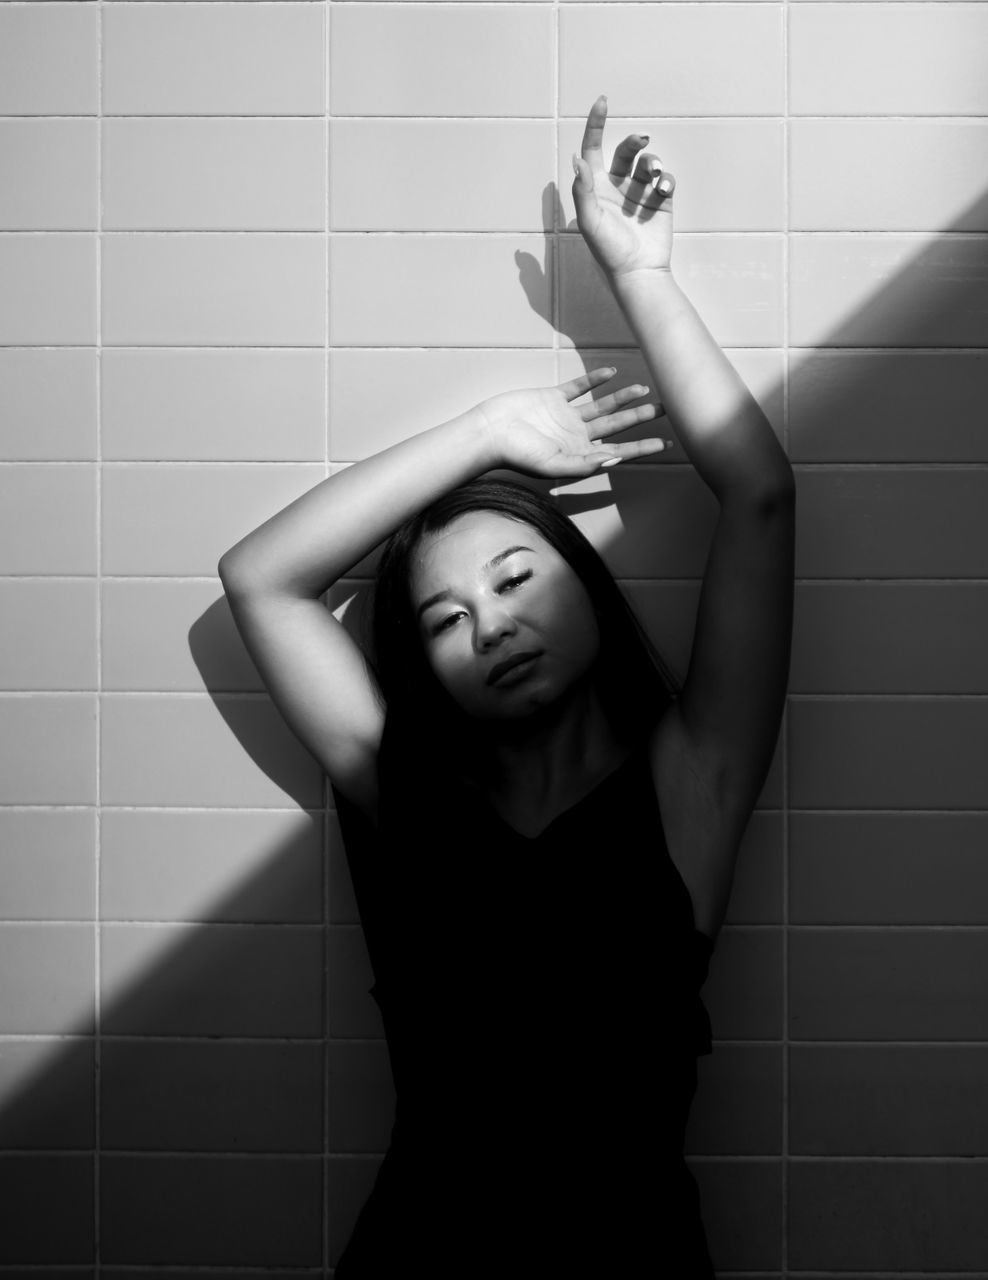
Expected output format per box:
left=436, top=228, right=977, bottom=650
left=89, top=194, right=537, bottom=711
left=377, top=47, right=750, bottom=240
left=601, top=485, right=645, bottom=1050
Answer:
left=481, top=679, right=627, bottom=814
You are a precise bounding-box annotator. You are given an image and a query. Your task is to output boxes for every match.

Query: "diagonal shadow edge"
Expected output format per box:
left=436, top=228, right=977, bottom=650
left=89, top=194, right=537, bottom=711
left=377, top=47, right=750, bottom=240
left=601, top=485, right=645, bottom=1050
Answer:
left=2, top=184, right=988, bottom=1272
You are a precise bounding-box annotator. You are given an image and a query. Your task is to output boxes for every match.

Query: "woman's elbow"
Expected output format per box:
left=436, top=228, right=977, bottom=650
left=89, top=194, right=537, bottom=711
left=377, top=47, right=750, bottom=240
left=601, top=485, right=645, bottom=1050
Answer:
left=217, top=545, right=253, bottom=596
left=731, top=467, right=794, bottom=521
left=770, top=467, right=796, bottom=509
left=757, top=460, right=796, bottom=516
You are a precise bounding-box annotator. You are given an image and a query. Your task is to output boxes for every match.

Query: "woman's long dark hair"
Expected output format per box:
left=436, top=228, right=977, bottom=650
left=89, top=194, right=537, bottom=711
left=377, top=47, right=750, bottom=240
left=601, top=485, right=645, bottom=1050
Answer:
left=371, top=478, right=678, bottom=772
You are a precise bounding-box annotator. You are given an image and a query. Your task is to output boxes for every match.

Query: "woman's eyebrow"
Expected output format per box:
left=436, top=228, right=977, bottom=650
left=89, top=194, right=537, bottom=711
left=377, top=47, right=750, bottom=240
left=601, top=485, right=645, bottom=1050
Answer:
left=416, top=589, right=453, bottom=618
left=416, top=546, right=535, bottom=619
left=484, top=544, right=535, bottom=573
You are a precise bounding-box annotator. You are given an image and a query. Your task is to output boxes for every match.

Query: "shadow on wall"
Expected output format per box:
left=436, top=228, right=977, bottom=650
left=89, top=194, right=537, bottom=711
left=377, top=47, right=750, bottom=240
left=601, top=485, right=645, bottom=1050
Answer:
left=2, top=188, right=987, bottom=1275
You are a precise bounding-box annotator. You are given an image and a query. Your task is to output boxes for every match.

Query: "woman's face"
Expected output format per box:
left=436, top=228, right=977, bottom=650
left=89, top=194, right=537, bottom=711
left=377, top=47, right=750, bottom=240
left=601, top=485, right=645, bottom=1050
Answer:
left=410, top=511, right=601, bottom=720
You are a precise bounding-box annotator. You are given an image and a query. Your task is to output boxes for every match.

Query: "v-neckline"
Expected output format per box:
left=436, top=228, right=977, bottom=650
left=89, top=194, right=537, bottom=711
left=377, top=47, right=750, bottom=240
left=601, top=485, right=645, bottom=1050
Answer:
left=481, top=748, right=639, bottom=842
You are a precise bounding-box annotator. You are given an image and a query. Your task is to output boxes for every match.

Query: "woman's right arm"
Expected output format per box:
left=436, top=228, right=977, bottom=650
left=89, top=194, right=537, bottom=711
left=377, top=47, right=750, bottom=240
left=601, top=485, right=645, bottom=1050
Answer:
left=218, top=374, right=664, bottom=819
left=218, top=409, right=498, bottom=819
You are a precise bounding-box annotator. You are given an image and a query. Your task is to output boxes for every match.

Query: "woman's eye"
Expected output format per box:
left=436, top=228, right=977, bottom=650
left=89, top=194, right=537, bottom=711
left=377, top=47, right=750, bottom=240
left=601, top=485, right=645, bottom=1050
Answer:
left=498, top=570, right=533, bottom=594
left=432, top=612, right=463, bottom=635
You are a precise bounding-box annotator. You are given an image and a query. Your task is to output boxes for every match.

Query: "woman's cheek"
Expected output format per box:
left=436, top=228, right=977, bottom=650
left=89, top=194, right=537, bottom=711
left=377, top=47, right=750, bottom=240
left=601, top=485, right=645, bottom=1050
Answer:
left=426, top=640, right=476, bottom=705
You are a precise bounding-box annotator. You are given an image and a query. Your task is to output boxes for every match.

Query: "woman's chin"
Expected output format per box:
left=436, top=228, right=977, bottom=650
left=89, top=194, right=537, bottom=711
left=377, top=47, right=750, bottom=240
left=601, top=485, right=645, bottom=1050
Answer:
left=477, top=682, right=591, bottom=734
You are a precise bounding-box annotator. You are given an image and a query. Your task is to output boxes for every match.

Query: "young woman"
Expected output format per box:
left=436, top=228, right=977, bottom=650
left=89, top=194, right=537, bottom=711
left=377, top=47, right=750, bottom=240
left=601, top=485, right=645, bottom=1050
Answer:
left=219, top=97, right=794, bottom=1276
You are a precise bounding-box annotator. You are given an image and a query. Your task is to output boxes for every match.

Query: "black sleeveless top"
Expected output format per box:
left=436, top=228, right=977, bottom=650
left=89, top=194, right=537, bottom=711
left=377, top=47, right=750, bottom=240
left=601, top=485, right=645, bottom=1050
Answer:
left=334, top=717, right=716, bottom=1276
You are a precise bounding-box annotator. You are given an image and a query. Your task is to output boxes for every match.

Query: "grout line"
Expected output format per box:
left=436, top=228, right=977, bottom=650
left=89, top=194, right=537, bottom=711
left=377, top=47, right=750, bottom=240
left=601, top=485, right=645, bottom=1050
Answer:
left=0, top=1033, right=381, bottom=1046
left=9, top=110, right=988, bottom=121
left=788, top=692, right=988, bottom=700
left=775, top=807, right=988, bottom=815
left=323, top=4, right=333, bottom=1272
left=94, top=2, right=105, bottom=1271
left=551, top=0, right=560, bottom=388
left=0, top=1269, right=329, bottom=1278
left=0, top=803, right=337, bottom=814
left=781, top=0, right=791, bottom=1270
left=755, top=922, right=988, bottom=932
left=0, top=1149, right=984, bottom=1166
left=688, top=1155, right=988, bottom=1168
left=2, top=1149, right=331, bottom=1163
left=12, top=692, right=988, bottom=704
left=70, top=919, right=335, bottom=931
left=12, top=574, right=988, bottom=586
left=23, top=920, right=988, bottom=933
left=6, top=227, right=988, bottom=238
left=13, top=447, right=988, bottom=469
left=13, top=802, right=988, bottom=816
left=4, top=343, right=988, bottom=356
left=17, top=227, right=988, bottom=240
left=10, top=1031, right=988, bottom=1049
left=5, top=344, right=988, bottom=353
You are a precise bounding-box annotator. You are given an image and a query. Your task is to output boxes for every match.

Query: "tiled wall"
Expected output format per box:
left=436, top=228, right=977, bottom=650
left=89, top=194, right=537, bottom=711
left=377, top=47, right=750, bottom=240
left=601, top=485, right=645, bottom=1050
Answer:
left=1, top=1, right=986, bottom=1275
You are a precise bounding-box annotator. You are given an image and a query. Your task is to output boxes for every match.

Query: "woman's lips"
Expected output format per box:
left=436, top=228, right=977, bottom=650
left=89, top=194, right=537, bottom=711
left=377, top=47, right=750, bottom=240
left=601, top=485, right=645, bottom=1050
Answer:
left=486, top=652, right=541, bottom=687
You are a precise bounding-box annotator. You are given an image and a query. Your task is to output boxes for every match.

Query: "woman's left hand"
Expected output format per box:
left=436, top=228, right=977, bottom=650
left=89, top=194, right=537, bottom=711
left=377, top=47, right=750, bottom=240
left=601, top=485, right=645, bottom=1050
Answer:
left=572, top=95, right=675, bottom=279
left=478, top=368, right=669, bottom=479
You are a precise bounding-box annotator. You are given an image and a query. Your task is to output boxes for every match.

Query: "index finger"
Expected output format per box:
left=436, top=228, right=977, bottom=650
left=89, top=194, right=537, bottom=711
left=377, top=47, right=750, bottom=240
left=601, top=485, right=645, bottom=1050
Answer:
left=579, top=95, right=609, bottom=173
left=558, top=365, right=616, bottom=402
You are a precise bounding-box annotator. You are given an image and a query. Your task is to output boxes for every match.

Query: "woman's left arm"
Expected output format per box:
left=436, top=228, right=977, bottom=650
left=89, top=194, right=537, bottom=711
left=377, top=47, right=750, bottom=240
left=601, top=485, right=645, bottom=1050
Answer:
left=573, top=97, right=795, bottom=830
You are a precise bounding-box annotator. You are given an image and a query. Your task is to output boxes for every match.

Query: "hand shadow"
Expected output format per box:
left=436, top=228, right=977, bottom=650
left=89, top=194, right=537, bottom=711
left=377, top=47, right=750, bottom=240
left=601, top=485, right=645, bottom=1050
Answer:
left=512, top=181, right=710, bottom=687
left=515, top=178, right=682, bottom=468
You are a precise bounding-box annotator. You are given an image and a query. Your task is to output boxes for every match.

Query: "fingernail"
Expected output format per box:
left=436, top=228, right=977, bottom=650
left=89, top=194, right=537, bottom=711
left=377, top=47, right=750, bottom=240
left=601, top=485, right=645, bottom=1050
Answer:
left=658, top=178, right=672, bottom=195
left=640, top=134, right=650, bottom=144
left=600, top=457, right=622, bottom=469
left=572, top=155, right=580, bottom=176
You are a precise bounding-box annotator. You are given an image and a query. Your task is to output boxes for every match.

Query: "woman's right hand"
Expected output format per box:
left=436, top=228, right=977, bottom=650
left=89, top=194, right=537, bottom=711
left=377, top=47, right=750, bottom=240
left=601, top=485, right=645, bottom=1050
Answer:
left=572, top=96, right=675, bottom=280
left=478, top=367, right=670, bottom=478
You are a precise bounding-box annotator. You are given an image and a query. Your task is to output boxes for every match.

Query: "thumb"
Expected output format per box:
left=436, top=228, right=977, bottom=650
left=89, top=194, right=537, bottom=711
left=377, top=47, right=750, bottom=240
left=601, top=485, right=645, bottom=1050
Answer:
left=551, top=449, right=622, bottom=479
left=571, top=155, right=598, bottom=222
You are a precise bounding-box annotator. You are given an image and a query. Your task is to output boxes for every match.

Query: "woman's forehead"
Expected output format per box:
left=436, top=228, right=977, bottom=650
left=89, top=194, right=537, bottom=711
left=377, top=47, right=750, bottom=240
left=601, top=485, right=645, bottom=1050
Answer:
left=412, top=511, right=552, bottom=584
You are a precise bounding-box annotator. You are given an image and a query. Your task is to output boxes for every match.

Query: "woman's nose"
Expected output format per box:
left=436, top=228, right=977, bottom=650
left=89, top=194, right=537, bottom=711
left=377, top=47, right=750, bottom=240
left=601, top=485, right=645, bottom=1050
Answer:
left=474, top=604, right=517, bottom=650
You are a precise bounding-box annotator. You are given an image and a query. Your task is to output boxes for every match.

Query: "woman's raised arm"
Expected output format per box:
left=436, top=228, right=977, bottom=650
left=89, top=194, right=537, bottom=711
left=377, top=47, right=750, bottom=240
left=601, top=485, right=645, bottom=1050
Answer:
left=218, top=372, right=664, bottom=817
left=573, top=96, right=795, bottom=925
left=218, top=411, right=494, bottom=818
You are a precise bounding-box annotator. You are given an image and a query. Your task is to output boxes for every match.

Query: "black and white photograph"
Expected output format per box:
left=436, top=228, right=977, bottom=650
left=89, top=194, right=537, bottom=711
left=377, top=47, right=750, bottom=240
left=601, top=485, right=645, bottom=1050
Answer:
left=1, top=1, right=987, bottom=1275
